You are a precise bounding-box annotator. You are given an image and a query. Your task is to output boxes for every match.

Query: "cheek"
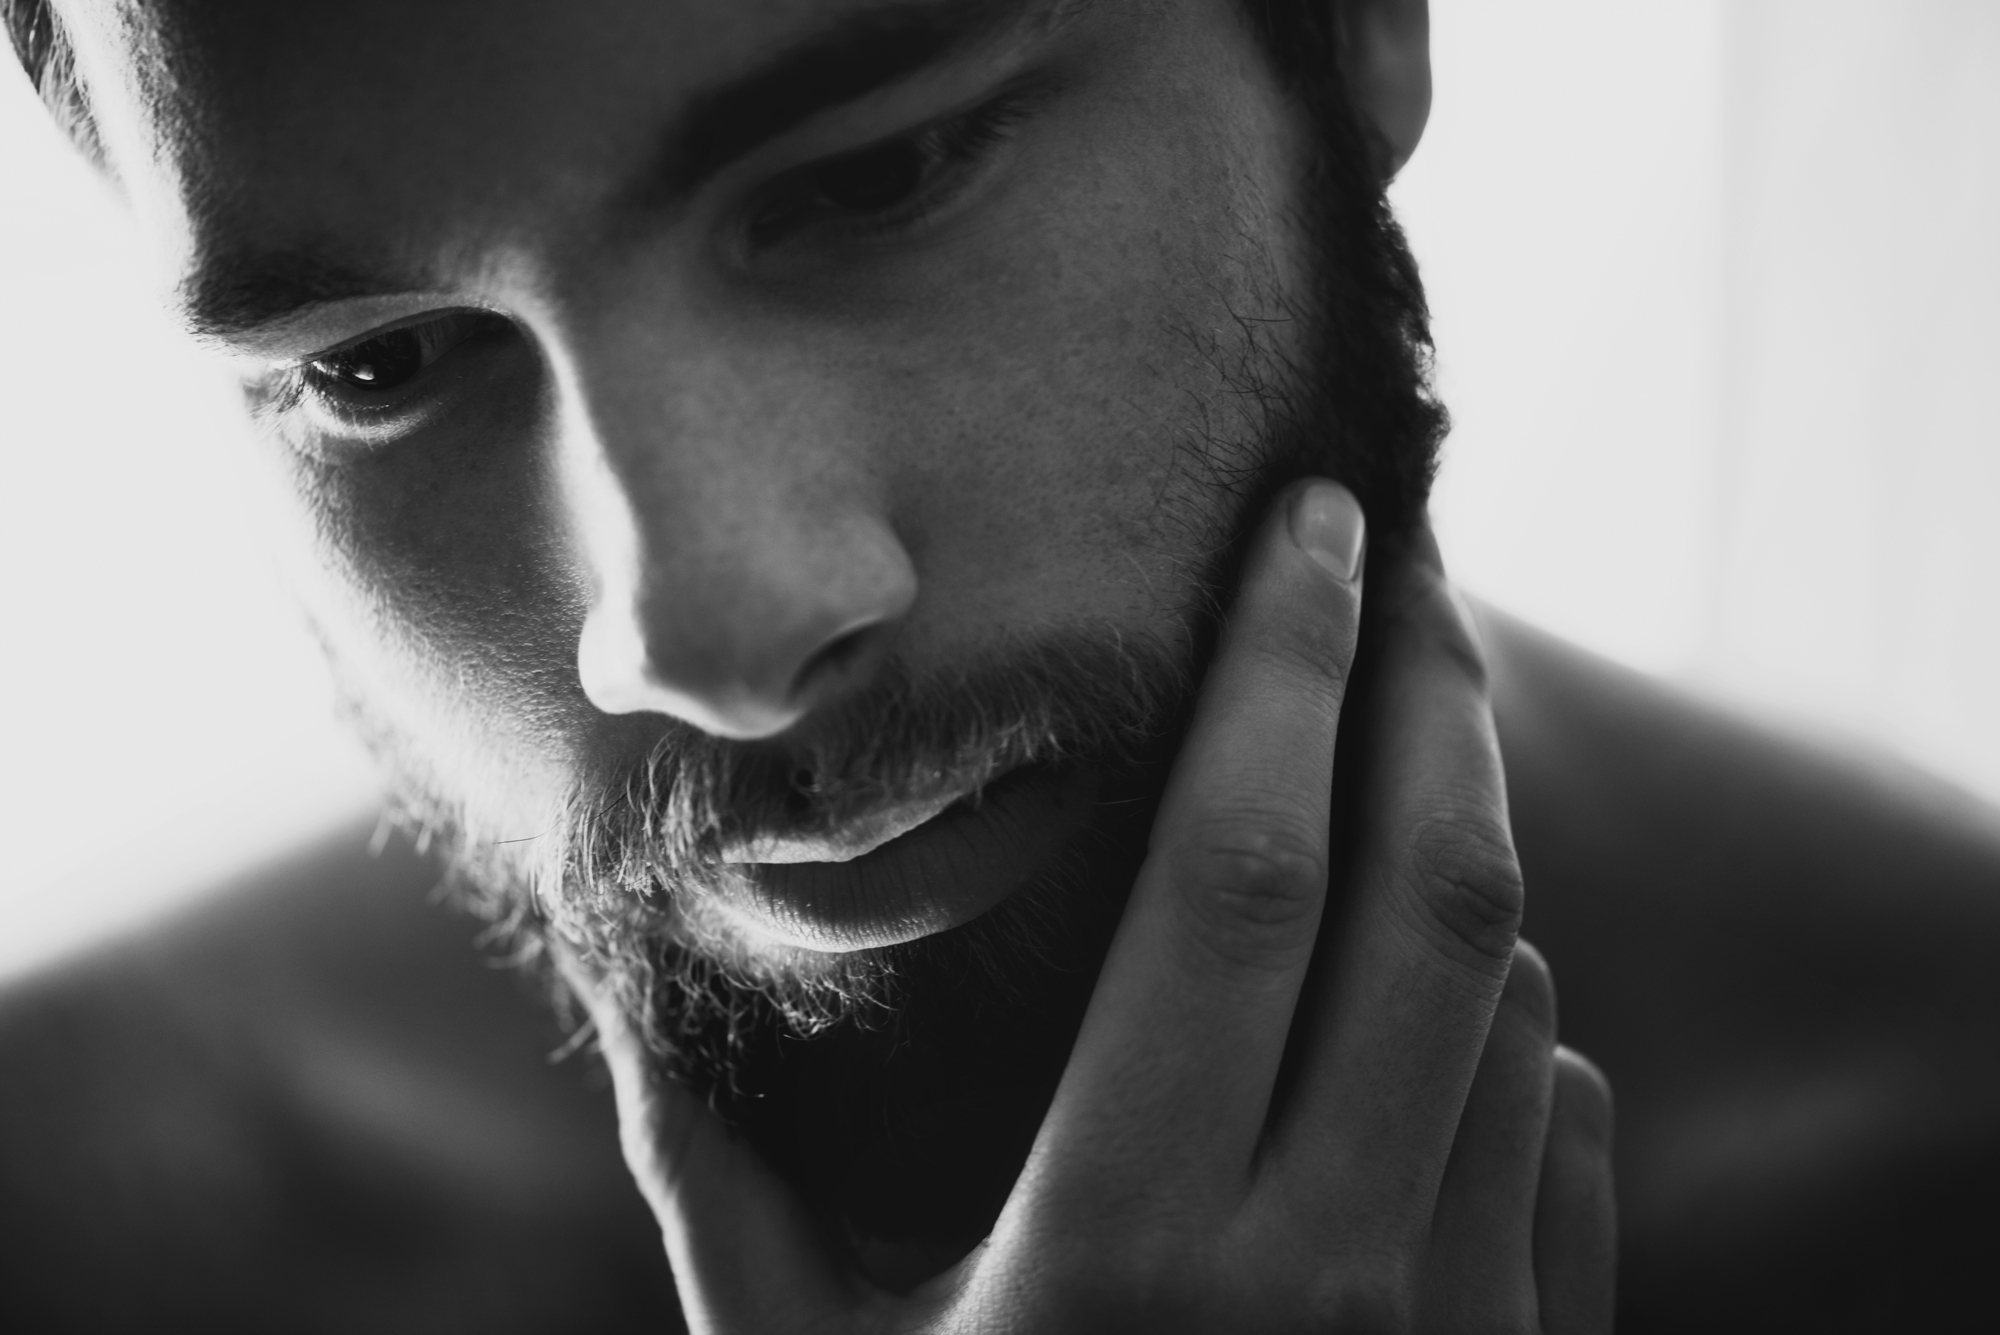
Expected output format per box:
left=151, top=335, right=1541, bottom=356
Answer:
left=238, top=10, right=1306, bottom=818
left=254, top=374, right=598, bottom=830
left=848, top=91, right=1303, bottom=658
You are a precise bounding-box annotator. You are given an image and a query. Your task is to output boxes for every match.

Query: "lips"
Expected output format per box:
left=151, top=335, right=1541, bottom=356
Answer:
left=717, top=788, right=967, bottom=865
left=707, top=765, right=1103, bottom=953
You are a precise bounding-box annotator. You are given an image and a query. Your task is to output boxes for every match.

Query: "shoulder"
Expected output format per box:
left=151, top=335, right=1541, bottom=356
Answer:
left=0, top=819, right=677, bottom=1332
left=1477, top=603, right=2000, bottom=1332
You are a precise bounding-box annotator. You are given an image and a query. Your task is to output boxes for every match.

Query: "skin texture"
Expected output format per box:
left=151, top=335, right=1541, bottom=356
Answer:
left=5, top=0, right=1997, bottom=1327
left=569, top=489, right=1617, bottom=1331
left=42, top=0, right=1629, bottom=1325
left=6, top=624, right=1999, bottom=1330
left=63, top=0, right=1319, bottom=872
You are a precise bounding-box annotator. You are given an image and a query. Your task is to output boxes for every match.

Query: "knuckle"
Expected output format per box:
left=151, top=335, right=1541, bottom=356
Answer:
left=1383, top=568, right=1491, bottom=693
left=1174, top=823, right=1329, bottom=967
left=1400, top=809, right=1524, bottom=970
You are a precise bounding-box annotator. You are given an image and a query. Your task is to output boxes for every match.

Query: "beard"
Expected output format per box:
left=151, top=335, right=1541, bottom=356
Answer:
left=453, top=630, right=1203, bottom=1266
left=410, top=484, right=1232, bottom=1266
left=357, top=63, right=1446, bottom=1270
left=505, top=626, right=1199, bottom=1088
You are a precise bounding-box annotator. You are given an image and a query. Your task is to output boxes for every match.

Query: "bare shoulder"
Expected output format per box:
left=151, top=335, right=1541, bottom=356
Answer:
left=0, top=819, right=676, bottom=1333
left=1478, top=603, right=2000, bottom=1332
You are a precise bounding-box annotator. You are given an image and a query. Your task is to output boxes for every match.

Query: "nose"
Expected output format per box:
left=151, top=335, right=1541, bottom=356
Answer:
left=556, top=318, right=917, bottom=741
left=575, top=506, right=917, bottom=740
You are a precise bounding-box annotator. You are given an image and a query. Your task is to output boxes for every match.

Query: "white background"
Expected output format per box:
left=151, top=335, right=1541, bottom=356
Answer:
left=2, top=0, right=1996, bottom=977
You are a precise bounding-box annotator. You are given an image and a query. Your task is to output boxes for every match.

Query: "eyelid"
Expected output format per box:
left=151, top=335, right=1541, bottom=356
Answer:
left=247, top=308, right=509, bottom=450
left=287, top=305, right=498, bottom=372
left=744, top=76, right=1050, bottom=246
left=700, top=50, right=1058, bottom=207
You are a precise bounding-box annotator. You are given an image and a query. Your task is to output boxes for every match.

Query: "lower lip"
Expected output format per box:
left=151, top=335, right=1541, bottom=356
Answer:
left=710, top=765, right=1103, bottom=953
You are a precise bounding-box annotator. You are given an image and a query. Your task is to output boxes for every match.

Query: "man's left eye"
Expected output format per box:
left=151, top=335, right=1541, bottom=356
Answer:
left=753, top=94, right=1028, bottom=242
left=303, top=312, right=496, bottom=398
left=311, top=328, right=426, bottom=391
left=812, top=138, right=930, bottom=213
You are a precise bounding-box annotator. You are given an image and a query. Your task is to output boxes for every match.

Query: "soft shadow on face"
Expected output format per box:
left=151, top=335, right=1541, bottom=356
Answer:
left=57, top=0, right=1446, bottom=1275
left=520, top=621, right=1201, bottom=1028
left=361, top=6, right=1440, bottom=1273
left=356, top=608, right=1194, bottom=1283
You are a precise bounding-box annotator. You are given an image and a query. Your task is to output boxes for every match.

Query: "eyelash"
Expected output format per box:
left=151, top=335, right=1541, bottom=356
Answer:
left=253, top=91, right=1036, bottom=432
left=255, top=311, right=497, bottom=421
left=748, top=90, right=1033, bottom=245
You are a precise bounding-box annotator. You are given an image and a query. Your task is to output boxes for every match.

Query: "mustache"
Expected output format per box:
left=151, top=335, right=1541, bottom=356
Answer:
left=519, top=623, right=1196, bottom=1058
left=567, top=624, right=1195, bottom=887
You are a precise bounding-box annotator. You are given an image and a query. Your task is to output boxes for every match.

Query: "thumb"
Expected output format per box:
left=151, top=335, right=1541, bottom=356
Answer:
left=581, top=983, right=864, bottom=1334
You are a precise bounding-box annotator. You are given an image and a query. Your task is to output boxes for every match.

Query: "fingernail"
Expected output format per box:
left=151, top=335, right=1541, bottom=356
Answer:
left=1289, top=481, right=1366, bottom=582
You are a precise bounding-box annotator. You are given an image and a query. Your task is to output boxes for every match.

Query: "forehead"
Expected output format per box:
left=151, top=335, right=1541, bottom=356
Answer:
left=65, top=0, right=1061, bottom=287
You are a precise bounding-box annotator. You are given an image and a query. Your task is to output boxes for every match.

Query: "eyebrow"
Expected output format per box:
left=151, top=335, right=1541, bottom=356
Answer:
left=660, top=0, right=1039, bottom=199
left=183, top=0, right=1055, bottom=342
left=181, top=249, right=424, bottom=345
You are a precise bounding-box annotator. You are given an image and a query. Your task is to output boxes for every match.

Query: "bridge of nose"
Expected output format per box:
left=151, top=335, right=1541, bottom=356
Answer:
left=545, top=293, right=918, bottom=737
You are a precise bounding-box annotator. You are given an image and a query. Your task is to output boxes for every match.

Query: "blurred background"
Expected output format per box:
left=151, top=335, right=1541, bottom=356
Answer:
left=2, top=0, right=1996, bottom=978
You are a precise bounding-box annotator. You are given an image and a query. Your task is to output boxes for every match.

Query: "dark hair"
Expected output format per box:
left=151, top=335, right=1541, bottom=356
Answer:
left=1238, top=0, right=1447, bottom=537
left=2, top=0, right=102, bottom=166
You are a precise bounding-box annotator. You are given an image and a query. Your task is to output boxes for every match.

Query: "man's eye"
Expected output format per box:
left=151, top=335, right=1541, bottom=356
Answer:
left=302, top=312, right=494, bottom=398
left=813, top=139, right=928, bottom=213
left=752, top=94, right=1029, bottom=243
left=311, top=328, right=425, bottom=391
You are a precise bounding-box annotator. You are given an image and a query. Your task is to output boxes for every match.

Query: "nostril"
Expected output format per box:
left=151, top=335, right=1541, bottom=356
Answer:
left=790, top=621, right=887, bottom=710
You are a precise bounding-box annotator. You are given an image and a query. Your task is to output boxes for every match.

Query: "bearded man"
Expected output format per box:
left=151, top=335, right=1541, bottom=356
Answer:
left=2, top=1, right=1997, bottom=1332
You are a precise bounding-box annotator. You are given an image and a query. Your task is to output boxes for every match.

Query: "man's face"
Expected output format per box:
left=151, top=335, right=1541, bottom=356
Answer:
left=69, top=0, right=1320, bottom=960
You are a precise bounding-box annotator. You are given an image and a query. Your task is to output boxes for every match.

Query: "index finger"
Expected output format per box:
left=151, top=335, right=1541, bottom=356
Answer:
left=1031, top=479, right=1366, bottom=1199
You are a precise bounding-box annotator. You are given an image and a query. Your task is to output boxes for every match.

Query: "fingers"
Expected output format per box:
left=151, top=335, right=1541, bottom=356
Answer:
left=1414, top=941, right=1558, bottom=1331
left=1267, top=527, right=1523, bottom=1230
left=1534, top=1046, right=1617, bottom=1335
left=569, top=971, right=859, bottom=1335
left=1037, top=480, right=1365, bottom=1193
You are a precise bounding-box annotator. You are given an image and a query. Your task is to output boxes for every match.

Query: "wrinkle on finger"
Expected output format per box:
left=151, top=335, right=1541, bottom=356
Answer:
left=1393, top=810, right=1525, bottom=973
left=1165, top=831, right=1332, bottom=979
left=1360, top=577, right=1521, bottom=981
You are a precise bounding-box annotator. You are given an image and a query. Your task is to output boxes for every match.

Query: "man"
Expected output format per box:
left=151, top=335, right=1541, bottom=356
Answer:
left=1, top=0, right=1995, bottom=1330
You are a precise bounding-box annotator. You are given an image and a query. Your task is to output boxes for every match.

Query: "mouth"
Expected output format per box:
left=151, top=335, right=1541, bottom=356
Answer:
left=717, top=789, right=967, bottom=865
left=707, top=764, right=1103, bottom=953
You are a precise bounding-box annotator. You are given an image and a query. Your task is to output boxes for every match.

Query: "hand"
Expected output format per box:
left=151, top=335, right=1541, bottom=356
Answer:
left=573, top=479, right=1616, bottom=1333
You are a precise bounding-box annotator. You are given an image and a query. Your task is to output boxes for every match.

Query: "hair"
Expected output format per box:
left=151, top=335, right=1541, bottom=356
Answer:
left=1238, top=0, right=1447, bottom=540
left=2, top=0, right=103, bottom=166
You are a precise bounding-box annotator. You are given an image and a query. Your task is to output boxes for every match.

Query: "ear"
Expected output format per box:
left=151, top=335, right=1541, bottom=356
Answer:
left=1341, top=0, right=1431, bottom=178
